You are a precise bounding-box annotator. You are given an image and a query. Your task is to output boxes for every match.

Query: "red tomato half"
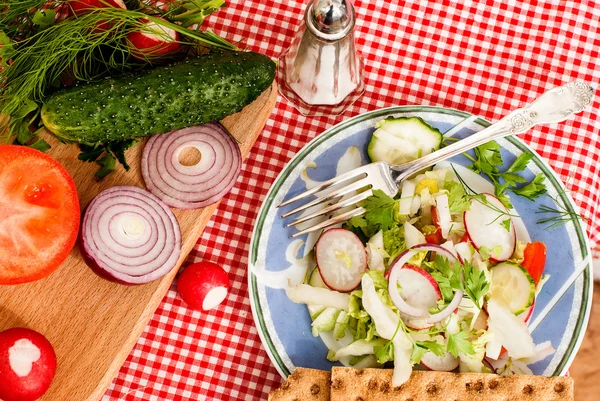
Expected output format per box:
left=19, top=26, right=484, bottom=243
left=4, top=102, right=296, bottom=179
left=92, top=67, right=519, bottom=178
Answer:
left=0, top=146, right=80, bottom=284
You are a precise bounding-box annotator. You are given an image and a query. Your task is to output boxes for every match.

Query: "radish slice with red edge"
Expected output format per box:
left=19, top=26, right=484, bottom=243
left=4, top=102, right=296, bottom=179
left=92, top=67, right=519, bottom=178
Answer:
left=315, top=228, right=367, bottom=292
left=0, top=328, right=56, bottom=401
left=142, top=123, right=242, bottom=209
left=464, top=193, right=516, bottom=262
left=81, top=185, right=182, bottom=285
left=387, top=250, right=427, bottom=317
left=178, top=261, right=229, bottom=311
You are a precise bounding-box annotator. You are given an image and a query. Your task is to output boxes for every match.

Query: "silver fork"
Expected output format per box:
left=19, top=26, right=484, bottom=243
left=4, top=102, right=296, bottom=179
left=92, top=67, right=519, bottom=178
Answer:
left=278, top=80, right=594, bottom=238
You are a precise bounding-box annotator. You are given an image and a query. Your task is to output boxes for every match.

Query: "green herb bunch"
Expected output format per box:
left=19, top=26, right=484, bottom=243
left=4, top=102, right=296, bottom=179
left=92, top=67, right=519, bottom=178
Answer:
left=0, top=0, right=236, bottom=176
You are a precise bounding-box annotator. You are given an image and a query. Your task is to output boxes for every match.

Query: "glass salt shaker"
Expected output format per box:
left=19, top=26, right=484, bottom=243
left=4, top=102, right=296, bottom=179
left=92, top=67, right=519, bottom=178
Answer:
left=277, top=0, right=365, bottom=116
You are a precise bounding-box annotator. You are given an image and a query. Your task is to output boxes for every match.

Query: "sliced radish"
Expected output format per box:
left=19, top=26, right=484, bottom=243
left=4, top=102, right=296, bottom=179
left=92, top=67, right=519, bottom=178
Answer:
left=286, top=284, right=350, bottom=311
left=0, top=328, right=56, bottom=401
left=177, top=261, right=230, bottom=311
left=421, top=350, right=459, bottom=372
left=388, top=256, right=441, bottom=318
left=439, top=240, right=458, bottom=259
left=127, top=18, right=181, bottom=60
left=315, top=229, right=367, bottom=292
left=454, top=242, right=473, bottom=264
left=464, top=193, right=516, bottom=262
left=434, top=193, right=451, bottom=238
left=487, top=299, right=535, bottom=359
left=404, top=221, right=426, bottom=249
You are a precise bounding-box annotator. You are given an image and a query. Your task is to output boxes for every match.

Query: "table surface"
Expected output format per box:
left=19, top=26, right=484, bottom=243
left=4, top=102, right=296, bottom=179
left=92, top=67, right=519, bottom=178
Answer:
left=102, top=1, right=600, bottom=400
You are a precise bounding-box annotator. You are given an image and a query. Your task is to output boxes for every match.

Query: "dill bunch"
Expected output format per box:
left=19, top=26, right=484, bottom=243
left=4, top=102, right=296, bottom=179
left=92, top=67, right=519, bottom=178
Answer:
left=0, top=2, right=236, bottom=143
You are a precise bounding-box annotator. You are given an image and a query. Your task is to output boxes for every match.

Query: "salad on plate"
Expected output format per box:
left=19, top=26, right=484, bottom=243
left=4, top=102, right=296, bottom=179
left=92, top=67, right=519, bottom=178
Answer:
left=276, top=117, right=554, bottom=387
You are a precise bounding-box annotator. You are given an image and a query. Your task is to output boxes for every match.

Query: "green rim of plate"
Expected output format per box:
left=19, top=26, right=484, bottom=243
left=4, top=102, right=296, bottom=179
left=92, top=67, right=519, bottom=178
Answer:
left=248, top=105, right=592, bottom=378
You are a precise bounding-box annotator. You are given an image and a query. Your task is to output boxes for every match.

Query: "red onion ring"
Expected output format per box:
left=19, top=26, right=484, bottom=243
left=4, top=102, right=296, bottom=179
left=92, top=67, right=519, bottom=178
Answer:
left=426, top=290, right=464, bottom=324
left=410, top=244, right=458, bottom=263
left=388, top=250, right=428, bottom=317
left=388, top=245, right=461, bottom=319
left=141, top=123, right=242, bottom=209
left=81, top=186, right=182, bottom=285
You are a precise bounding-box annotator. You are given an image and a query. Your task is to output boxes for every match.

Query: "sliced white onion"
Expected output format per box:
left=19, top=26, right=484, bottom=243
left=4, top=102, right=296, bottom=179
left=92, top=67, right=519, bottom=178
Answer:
left=366, top=230, right=387, bottom=272
left=141, top=123, right=241, bottom=209
left=426, top=291, right=464, bottom=324
left=361, top=274, right=401, bottom=340
left=521, top=341, right=555, bottom=365
left=404, top=221, right=426, bottom=249
left=81, top=186, right=181, bottom=284
left=285, top=284, right=350, bottom=311
left=434, top=193, right=451, bottom=238
left=399, top=180, right=415, bottom=216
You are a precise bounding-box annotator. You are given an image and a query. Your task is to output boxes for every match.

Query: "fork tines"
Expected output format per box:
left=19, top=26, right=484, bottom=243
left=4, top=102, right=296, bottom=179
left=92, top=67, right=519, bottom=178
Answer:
left=277, top=166, right=377, bottom=237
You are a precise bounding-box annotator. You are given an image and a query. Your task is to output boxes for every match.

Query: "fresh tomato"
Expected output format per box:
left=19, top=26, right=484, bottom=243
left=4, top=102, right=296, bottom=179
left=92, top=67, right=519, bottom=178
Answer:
left=521, top=241, right=546, bottom=285
left=0, top=146, right=80, bottom=284
left=425, top=229, right=443, bottom=245
left=425, top=205, right=443, bottom=244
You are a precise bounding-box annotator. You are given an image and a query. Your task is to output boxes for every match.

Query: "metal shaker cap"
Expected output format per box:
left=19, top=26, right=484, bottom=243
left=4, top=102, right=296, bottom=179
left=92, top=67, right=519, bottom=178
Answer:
left=306, top=0, right=356, bottom=40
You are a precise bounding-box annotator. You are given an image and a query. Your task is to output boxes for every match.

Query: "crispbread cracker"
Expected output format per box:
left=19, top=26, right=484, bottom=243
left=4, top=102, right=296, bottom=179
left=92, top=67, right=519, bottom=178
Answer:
left=330, top=367, right=574, bottom=400
left=268, top=367, right=331, bottom=401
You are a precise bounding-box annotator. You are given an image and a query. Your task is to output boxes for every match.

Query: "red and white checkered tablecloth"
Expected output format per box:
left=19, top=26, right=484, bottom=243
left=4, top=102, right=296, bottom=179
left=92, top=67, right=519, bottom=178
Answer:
left=103, top=1, right=600, bottom=399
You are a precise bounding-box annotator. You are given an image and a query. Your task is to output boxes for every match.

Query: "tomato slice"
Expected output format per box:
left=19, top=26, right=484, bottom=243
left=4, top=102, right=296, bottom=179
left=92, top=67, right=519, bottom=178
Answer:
left=521, top=241, right=546, bottom=285
left=0, top=146, right=80, bottom=284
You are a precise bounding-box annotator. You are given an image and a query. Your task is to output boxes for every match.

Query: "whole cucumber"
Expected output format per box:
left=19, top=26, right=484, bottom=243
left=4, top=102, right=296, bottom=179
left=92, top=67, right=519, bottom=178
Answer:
left=41, top=51, right=275, bottom=145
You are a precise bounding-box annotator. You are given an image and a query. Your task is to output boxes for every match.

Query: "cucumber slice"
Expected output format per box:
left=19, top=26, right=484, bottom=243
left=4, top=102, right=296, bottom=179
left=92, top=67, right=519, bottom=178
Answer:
left=489, top=262, right=535, bottom=315
left=367, top=117, right=443, bottom=164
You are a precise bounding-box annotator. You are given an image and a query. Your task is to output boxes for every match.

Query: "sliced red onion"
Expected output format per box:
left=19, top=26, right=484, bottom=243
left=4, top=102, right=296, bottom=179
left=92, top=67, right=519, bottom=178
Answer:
left=388, top=245, right=462, bottom=319
left=81, top=186, right=182, bottom=285
left=410, top=244, right=458, bottom=263
left=426, top=290, right=464, bottom=324
left=388, top=250, right=428, bottom=318
left=141, top=123, right=242, bottom=209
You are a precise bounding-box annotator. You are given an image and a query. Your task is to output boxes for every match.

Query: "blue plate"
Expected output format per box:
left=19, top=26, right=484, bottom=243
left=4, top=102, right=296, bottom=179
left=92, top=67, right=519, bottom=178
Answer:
left=249, top=106, right=593, bottom=378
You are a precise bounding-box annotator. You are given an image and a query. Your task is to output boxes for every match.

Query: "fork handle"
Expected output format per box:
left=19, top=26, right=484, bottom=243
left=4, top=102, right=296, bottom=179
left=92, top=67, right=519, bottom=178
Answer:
left=391, top=80, right=594, bottom=182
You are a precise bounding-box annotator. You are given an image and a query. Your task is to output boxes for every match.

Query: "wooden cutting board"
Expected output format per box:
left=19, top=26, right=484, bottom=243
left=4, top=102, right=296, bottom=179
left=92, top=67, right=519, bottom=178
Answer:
left=0, top=82, right=277, bottom=401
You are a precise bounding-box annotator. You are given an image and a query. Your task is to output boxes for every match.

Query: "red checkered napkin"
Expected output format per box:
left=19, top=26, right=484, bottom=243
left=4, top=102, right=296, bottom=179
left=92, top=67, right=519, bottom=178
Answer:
left=104, top=1, right=600, bottom=400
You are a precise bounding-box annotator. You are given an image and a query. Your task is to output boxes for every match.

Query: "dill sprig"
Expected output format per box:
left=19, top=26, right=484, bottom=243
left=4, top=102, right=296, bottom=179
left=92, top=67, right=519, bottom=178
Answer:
left=536, top=191, right=589, bottom=230
left=1, top=4, right=236, bottom=143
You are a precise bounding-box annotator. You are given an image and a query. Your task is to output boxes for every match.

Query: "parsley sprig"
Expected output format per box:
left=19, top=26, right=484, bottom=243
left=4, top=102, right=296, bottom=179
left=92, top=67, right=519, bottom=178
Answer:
left=427, top=255, right=489, bottom=309
left=464, top=141, right=547, bottom=208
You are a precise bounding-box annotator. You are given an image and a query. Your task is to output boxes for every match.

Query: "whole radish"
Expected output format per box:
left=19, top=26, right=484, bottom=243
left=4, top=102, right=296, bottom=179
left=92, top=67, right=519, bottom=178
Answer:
left=127, top=18, right=181, bottom=60
left=0, top=328, right=57, bottom=401
left=177, top=261, right=230, bottom=311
